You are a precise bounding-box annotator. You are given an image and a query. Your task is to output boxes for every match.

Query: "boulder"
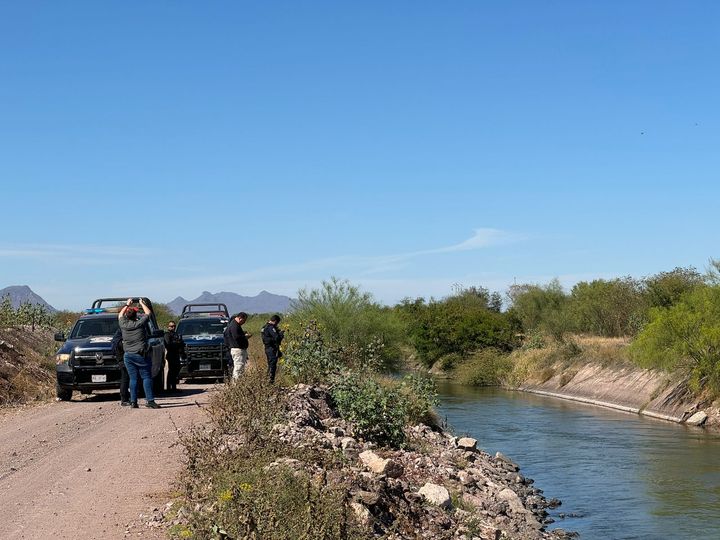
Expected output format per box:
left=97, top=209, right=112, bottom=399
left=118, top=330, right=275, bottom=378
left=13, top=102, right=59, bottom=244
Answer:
left=359, top=450, right=404, bottom=478
left=350, top=502, right=372, bottom=527
left=418, top=482, right=451, bottom=508
left=457, top=437, right=478, bottom=451
left=686, top=411, right=708, bottom=426
left=498, top=488, right=528, bottom=515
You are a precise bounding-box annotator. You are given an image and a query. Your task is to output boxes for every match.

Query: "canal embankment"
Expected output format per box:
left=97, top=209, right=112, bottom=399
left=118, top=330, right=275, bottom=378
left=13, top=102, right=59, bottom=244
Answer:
left=516, top=360, right=720, bottom=429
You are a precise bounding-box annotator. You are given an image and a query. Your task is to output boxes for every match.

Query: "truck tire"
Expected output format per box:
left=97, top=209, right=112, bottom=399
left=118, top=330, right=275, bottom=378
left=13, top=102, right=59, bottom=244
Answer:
left=56, top=384, right=72, bottom=401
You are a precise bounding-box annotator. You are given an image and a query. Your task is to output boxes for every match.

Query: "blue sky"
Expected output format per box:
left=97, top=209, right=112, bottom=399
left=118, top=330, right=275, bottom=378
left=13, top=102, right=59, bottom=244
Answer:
left=1, top=1, right=718, bottom=310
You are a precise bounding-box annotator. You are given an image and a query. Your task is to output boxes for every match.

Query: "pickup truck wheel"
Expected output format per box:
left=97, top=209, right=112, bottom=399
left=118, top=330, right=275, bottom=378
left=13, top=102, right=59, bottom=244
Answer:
left=56, top=384, right=72, bottom=401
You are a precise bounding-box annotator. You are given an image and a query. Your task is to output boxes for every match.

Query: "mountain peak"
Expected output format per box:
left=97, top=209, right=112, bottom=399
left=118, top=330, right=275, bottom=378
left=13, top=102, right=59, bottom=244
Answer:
left=166, top=290, right=294, bottom=315
left=0, top=285, right=56, bottom=312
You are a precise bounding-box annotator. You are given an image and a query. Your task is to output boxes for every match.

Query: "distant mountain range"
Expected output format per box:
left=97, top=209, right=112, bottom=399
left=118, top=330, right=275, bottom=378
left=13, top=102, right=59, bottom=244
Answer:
left=166, top=290, right=294, bottom=316
left=0, top=285, right=57, bottom=312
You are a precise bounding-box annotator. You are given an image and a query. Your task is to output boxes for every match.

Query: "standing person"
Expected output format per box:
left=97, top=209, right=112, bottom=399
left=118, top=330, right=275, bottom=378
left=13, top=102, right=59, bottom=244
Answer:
left=118, top=298, right=161, bottom=409
left=111, top=328, right=131, bottom=406
left=224, top=312, right=249, bottom=379
left=164, top=320, right=186, bottom=392
left=261, top=314, right=284, bottom=384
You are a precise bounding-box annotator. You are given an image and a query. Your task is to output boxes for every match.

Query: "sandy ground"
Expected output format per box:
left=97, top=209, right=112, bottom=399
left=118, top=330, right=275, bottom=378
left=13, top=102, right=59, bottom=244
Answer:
left=0, top=381, right=217, bottom=540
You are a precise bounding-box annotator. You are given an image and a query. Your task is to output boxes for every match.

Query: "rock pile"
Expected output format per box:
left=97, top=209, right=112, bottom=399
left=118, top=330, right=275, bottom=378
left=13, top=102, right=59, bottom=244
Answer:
left=271, top=384, right=576, bottom=539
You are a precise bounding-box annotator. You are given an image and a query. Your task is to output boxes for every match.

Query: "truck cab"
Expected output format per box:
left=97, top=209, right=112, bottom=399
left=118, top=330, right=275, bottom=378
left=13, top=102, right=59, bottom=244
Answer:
left=54, top=297, right=166, bottom=401
left=176, top=303, right=231, bottom=381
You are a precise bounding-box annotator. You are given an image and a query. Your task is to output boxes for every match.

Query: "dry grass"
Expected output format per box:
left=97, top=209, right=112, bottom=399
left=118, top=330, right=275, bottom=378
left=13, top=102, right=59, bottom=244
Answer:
left=0, top=327, right=56, bottom=406
left=506, top=333, right=632, bottom=386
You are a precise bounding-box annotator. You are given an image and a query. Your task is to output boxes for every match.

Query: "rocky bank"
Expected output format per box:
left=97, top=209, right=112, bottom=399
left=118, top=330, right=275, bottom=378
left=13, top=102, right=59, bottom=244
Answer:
left=161, top=384, right=576, bottom=539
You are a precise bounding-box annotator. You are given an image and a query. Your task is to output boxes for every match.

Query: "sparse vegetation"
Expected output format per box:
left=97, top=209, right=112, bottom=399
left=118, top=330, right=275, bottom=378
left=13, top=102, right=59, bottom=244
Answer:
left=177, top=368, right=369, bottom=539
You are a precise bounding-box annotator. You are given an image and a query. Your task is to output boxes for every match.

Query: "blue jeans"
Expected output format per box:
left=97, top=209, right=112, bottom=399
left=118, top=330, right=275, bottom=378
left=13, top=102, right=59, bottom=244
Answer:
left=124, top=352, right=154, bottom=403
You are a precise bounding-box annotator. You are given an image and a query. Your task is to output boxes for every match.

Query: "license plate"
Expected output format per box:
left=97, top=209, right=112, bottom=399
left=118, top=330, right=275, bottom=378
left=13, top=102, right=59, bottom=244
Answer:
left=200, top=363, right=211, bottom=371
left=91, top=374, right=107, bottom=383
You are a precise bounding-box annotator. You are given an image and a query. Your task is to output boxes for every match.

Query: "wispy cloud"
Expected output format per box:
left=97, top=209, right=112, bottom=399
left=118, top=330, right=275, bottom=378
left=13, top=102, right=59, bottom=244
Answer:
left=110, top=228, right=522, bottom=297
left=0, top=243, right=151, bottom=264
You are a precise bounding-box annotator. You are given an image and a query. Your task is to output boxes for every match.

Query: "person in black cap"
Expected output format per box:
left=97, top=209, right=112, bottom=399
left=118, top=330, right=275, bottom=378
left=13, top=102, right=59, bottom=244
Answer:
left=111, top=328, right=131, bottom=405
left=164, top=320, right=186, bottom=392
left=224, top=312, right=249, bottom=379
left=261, top=314, right=284, bottom=383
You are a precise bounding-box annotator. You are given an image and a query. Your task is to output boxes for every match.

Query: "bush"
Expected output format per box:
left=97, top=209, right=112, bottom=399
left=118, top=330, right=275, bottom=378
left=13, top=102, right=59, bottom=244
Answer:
left=568, top=277, right=644, bottom=337
left=630, top=285, right=720, bottom=394
left=331, top=371, right=408, bottom=447
left=283, top=320, right=341, bottom=384
left=330, top=370, right=439, bottom=447
left=507, top=279, right=569, bottom=340
left=454, top=349, right=512, bottom=386
left=292, top=278, right=406, bottom=371
left=642, top=266, right=704, bottom=310
left=398, top=373, right=439, bottom=425
left=399, top=290, right=518, bottom=368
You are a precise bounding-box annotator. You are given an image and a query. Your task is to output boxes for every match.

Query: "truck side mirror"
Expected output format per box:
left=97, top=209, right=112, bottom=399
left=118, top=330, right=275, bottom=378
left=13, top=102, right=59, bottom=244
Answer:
left=54, top=332, right=66, bottom=342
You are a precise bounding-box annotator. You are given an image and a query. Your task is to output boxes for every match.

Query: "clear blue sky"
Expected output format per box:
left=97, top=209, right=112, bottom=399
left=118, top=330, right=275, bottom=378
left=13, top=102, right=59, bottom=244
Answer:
left=1, top=1, right=718, bottom=310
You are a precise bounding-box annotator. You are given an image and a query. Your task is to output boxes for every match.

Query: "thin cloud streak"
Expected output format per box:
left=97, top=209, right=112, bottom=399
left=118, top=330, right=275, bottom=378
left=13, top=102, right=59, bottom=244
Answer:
left=0, top=243, right=151, bottom=261
left=111, top=228, right=522, bottom=298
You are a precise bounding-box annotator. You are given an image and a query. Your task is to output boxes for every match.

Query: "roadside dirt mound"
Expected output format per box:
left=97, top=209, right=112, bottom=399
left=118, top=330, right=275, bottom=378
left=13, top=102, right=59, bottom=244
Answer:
left=0, top=327, right=56, bottom=405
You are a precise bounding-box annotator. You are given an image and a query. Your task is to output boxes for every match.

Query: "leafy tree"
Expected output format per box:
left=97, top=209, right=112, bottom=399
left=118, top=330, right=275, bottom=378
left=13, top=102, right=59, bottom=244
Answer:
left=507, top=279, right=569, bottom=341
left=291, top=278, right=405, bottom=370
left=568, top=277, right=644, bottom=337
left=631, top=285, right=720, bottom=394
left=400, top=290, right=517, bottom=368
left=151, top=302, right=176, bottom=329
left=0, top=295, right=13, bottom=328
left=642, top=266, right=703, bottom=310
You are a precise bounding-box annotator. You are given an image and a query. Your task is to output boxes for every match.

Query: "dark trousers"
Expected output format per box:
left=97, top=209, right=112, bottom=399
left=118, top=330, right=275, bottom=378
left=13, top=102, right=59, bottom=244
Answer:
left=265, top=346, right=279, bottom=383
left=119, top=360, right=130, bottom=402
left=167, top=356, right=181, bottom=391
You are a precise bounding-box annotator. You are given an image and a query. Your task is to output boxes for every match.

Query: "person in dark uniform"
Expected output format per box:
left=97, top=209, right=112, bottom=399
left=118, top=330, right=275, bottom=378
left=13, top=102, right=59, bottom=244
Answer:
left=164, top=320, right=186, bottom=392
left=260, top=314, right=284, bottom=383
left=111, top=328, right=131, bottom=406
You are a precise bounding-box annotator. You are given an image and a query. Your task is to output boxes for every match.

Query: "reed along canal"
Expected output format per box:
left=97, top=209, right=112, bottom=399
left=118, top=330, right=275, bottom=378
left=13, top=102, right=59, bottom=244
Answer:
left=436, top=382, right=720, bottom=539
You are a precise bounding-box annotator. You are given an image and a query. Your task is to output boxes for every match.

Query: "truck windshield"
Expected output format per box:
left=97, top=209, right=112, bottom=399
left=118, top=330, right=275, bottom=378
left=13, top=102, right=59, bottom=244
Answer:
left=70, top=318, right=120, bottom=339
left=177, top=319, right=226, bottom=336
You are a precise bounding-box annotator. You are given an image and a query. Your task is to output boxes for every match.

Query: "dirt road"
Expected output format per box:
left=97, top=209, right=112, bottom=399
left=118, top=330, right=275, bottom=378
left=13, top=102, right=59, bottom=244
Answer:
left=0, top=382, right=215, bottom=539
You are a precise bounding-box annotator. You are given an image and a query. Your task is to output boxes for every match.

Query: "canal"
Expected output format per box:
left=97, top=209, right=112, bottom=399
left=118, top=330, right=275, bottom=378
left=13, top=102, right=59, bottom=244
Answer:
left=436, top=383, right=720, bottom=539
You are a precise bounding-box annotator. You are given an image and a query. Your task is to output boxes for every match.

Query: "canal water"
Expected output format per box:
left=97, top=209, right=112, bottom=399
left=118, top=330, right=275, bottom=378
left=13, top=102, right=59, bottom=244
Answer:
left=436, top=382, right=720, bottom=540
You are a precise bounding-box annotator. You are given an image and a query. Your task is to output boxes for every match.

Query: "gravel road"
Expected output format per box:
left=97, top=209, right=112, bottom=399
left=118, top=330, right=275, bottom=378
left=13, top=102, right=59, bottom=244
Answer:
left=0, top=382, right=216, bottom=539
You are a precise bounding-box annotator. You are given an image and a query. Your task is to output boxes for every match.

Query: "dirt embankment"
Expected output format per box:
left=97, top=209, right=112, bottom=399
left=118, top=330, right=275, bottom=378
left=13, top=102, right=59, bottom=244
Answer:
left=518, top=360, right=720, bottom=430
left=0, top=327, right=56, bottom=405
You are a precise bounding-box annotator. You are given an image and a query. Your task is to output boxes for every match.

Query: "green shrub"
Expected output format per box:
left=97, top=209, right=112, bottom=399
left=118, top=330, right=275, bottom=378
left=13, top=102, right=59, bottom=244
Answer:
left=331, top=371, right=408, bottom=447
left=437, top=352, right=462, bottom=371
left=455, top=349, right=512, bottom=386
left=631, top=285, right=720, bottom=394
left=507, top=279, right=569, bottom=340
left=568, top=277, right=645, bottom=337
left=398, top=289, right=518, bottom=368
left=642, top=266, right=703, bottom=310
left=293, top=278, right=406, bottom=371
left=399, top=373, right=439, bottom=425
left=284, top=320, right=341, bottom=384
